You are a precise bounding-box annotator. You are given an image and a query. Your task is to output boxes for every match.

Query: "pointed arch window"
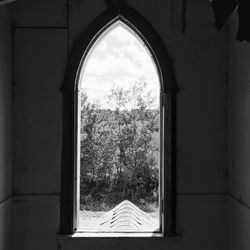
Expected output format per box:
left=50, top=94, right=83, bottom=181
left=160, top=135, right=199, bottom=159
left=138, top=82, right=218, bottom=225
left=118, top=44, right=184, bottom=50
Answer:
left=60, top=2, right=178, bottom=237
left=78, top=22, right=161, bottom=233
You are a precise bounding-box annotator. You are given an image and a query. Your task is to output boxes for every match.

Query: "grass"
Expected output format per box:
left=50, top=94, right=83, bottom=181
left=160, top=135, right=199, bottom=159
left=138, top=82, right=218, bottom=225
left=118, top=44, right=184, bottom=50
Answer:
left=80, top=197, right=159, bottom=214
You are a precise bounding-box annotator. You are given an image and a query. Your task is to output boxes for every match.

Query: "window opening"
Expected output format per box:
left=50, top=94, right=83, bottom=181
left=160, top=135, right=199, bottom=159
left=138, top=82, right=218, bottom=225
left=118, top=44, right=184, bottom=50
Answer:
left=76, top=21, right=162, bottom=233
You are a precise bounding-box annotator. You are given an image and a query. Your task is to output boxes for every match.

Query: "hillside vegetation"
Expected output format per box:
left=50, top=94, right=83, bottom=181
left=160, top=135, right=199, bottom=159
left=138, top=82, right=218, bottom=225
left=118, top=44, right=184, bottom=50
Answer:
left=80, top=80, right=160, bottom=212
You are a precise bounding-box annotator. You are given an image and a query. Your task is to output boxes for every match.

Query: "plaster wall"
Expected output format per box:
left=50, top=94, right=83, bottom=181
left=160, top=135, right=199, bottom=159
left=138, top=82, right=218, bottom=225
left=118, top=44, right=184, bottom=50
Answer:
left=0, top=4, right=12, bottom=250
left=228, top=13, right=250, bottom=250
left=12, top=0, right=228, bottom=250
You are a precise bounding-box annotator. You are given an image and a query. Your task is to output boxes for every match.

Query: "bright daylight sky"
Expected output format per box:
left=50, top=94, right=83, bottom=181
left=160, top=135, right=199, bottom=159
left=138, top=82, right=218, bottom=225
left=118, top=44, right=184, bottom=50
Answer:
left=79, top=23, right=160, bottom=109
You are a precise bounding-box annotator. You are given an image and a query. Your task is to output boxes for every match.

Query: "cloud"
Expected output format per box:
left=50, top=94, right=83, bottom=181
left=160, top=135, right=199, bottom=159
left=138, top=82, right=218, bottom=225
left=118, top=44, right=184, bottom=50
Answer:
left=79, top=24, right=160, bottom=109
left=109, top=25, right=136, bottom=42
left=84, top=54, right=140, bottom=76
left=96, top=40, right=107, bottom=51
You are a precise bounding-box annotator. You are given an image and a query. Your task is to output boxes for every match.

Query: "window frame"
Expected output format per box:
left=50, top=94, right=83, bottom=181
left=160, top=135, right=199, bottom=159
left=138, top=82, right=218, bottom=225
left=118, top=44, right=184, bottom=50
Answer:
left=60, top=1, right=178, bottom=237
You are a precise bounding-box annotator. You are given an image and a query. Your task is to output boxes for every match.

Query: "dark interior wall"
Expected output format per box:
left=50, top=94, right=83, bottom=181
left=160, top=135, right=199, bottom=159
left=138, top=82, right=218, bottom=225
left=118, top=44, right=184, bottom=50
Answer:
left=228, top=13, right=250, bottom=250
left=0, top=4, right=12, bottom=250
left=11, top=0, right=228, bottom=250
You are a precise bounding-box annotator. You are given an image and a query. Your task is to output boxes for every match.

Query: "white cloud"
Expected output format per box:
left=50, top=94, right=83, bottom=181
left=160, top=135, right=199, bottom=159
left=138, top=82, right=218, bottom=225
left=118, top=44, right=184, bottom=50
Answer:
left=83, top=55, right=140, bottom=76
left=79, top=24, right=160, bottom=109
left=96, top=40, right=107, bottom=51
left=109, top=25, right=136, bottom=42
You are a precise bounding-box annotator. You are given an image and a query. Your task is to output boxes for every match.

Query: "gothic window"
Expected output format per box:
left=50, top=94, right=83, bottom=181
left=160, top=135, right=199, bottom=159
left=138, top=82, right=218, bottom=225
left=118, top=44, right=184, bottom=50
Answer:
left=60, top=2, right=177, bottom=237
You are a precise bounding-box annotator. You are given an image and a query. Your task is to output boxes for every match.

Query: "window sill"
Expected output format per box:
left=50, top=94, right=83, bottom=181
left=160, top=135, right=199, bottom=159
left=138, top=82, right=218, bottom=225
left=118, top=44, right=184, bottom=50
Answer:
left=57, top=232, right=181, bottom=240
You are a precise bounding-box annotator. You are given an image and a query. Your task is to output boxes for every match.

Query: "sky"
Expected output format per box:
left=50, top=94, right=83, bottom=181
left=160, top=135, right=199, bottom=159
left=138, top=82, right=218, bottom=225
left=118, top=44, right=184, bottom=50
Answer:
left=79, top=22, right=160, bottom=109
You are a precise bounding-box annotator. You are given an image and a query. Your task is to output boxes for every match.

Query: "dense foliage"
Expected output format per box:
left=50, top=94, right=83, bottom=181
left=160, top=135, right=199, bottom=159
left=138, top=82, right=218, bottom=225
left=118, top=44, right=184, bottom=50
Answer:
left=80, top=80, right=160, bottom=211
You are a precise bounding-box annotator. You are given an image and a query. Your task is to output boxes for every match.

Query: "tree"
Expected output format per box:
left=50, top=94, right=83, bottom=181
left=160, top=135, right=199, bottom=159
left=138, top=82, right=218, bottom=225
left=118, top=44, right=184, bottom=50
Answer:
left=80, top=79, right=160, bottom=210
